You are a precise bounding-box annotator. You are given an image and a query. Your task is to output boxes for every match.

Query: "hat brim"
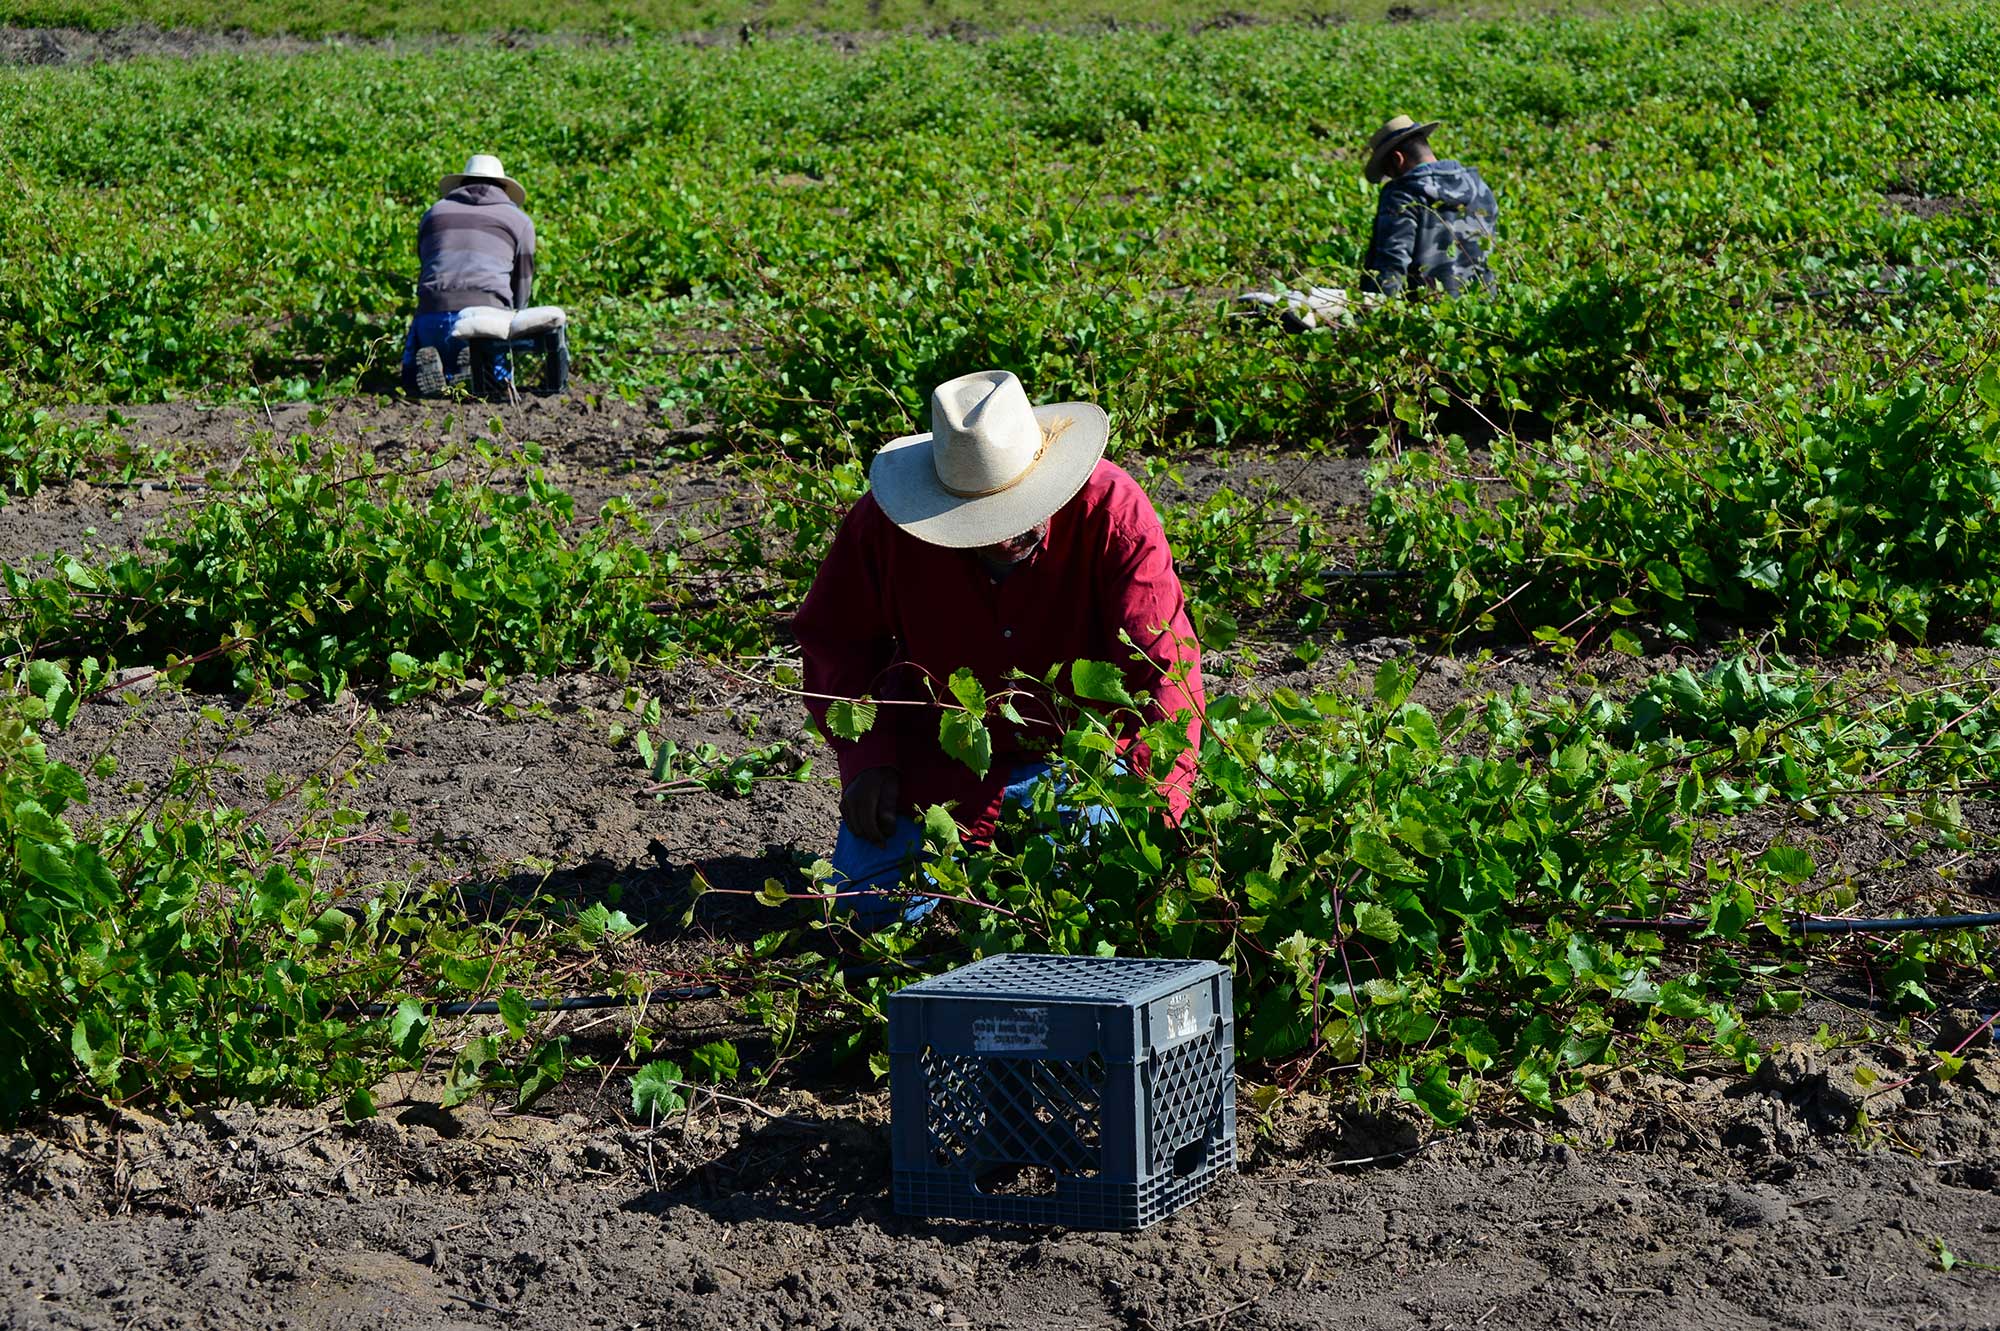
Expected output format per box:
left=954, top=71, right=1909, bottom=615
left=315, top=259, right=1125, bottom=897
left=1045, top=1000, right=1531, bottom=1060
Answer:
left=1365, top=120, right=1441, bottom=183
left=869, top=402, right=1109, bottom=549
left=439, top=173, right=527, bottom=206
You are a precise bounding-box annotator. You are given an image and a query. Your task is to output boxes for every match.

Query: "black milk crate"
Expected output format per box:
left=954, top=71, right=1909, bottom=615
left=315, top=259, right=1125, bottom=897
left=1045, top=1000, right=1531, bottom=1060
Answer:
left=888, top=953, right=1235, bottom=1231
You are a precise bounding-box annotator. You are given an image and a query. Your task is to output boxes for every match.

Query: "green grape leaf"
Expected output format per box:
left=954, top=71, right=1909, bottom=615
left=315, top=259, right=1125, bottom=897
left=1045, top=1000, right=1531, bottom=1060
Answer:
left=390, top=999, right=430, bottom=1061
left=498, top=988, right=531, bottom=1040
left=939, top=709, right=992, bottom=778
left=946, top=667, right=987, bottom=715
left=631, top=1059, right=688, bottom=1120
left=825, top=698, right=877, bottom=740
left=1071, top=659, right=1135, bottom=707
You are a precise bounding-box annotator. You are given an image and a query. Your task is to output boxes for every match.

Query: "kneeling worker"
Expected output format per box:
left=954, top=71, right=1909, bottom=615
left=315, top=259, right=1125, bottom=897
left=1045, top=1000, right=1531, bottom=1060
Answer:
left=1360, top=115, right=1498, bottom=298
left=792, top=371, right=1207, bottom=929
left=402, top=153, right=537, bottom=398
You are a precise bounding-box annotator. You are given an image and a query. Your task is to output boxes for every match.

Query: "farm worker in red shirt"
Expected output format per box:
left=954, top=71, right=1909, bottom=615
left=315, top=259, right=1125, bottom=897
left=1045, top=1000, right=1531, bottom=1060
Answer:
left=792, top=370, right=1206, bottom=929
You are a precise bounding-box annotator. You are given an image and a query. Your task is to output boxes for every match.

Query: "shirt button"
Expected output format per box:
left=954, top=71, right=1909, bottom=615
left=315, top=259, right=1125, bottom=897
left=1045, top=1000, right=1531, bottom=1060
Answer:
left=1002, top=629, right=1013, bottom=639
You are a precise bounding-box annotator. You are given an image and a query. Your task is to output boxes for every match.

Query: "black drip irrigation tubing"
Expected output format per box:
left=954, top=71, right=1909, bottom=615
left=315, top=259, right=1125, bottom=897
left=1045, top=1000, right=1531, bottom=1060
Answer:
left=398, top=984, right=722, bottom=1018
left=329, top=958, right=936, bottom=1020
left=1598, top=912, right=2000, bottom=936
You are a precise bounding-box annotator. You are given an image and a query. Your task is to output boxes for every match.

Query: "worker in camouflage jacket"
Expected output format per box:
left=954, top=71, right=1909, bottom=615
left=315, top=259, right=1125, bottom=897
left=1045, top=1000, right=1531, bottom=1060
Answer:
left=1359, top=115, right=1498, bottom=298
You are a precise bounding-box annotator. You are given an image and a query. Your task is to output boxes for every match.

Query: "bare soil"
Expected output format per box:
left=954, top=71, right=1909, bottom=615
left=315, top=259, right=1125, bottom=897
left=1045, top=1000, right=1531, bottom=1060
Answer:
left=71, top=386, right=708, bottom=477
left=1881, top=192, right=1982, bottom=222
left=0, top=24, right=630, bottom=65
left=5, top=393, right=2000, bottom=1330
left=8, top=1052, right=2000, bottom=1330
left=0, top=11, right=1432, bottom=66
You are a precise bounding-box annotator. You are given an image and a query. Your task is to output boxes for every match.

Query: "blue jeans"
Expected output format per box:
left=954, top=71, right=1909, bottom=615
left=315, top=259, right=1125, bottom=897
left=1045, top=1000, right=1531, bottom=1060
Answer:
left=401, top=312, right=511, bottom=389
left=830, top=760, right=1119, bottom=930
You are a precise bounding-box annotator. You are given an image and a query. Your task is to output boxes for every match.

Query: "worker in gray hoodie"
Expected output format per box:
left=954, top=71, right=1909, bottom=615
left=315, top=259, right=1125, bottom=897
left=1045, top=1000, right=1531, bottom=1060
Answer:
left=401, top=153, right=537, bottom=398
left=1359, top=116, right=1497, bottom=298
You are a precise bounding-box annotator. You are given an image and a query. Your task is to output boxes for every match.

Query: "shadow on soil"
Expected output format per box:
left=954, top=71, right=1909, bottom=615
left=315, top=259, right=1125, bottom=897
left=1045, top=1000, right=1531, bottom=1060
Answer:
left=625, top=1109, right=892, bottom=1227
left=460, top=844, right=812, bottom=945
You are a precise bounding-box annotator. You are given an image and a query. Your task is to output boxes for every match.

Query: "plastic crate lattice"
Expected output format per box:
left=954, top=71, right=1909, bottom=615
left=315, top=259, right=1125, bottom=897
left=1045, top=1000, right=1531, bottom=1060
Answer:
left=890, top=953, right=1235, bottom=1230
left=920, top=1047, right=1106, bottom=1174
left=1147, top=1026, right=1228, bottom=1172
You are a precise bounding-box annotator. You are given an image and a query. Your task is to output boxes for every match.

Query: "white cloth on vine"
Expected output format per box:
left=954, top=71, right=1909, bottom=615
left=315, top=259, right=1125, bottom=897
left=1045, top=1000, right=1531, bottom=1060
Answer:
left=450, top=304, right=567, bottom=341
left=1234, top=285, right=1357, bottom=331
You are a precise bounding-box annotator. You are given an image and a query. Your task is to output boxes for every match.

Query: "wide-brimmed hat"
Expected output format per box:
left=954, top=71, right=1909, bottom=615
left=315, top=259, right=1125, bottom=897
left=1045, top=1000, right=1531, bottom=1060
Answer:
left=1364, top=115, right=1441, bottom=183
left=869, top=371, right=1109, bottom=549
left=438, top=153, right=526, bottom=206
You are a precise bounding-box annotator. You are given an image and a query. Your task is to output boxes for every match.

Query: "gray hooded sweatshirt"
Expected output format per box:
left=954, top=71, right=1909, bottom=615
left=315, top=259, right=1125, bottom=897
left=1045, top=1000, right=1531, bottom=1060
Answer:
left=416, top=183, right=536, bottom=314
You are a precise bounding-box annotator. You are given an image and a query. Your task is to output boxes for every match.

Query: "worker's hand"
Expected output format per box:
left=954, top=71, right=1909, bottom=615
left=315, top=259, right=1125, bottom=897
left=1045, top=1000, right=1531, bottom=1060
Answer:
left=841, top=767, right=901, bottom=847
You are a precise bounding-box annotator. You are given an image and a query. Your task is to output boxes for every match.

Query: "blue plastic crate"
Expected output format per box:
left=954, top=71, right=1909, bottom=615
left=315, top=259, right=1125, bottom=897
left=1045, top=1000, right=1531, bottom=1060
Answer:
left=888, top=954, right=1235, bottom=1230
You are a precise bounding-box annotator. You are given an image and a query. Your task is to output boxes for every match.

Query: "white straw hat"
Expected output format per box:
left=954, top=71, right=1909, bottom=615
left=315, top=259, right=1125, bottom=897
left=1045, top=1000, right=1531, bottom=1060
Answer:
left=869, top=371, right=1109, bottom=549
left=438, top=153, right=526, bottom=206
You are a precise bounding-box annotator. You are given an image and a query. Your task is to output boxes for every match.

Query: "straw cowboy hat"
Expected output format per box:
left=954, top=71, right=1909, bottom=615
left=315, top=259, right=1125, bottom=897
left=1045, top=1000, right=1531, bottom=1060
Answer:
left=438, top=153, right=526, bottom=206
left=1364, top=115, right=1441, bottom=184
left=869, top=371, right=1109, bottom=549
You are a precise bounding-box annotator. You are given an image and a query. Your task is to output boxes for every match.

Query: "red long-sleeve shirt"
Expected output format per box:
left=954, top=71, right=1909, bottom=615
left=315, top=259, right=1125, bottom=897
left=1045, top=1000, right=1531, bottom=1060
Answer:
left=792, top=459, right=1205, bottom=844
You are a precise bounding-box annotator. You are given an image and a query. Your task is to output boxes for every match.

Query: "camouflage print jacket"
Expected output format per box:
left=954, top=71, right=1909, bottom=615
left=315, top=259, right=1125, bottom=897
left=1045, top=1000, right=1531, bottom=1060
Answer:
left=1360, top=160, right=1498, bottom=298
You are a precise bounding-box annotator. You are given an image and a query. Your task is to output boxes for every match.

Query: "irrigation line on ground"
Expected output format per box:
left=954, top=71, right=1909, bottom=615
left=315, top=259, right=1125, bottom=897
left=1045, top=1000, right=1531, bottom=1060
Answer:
left=390, top=984, right=723, bottom=1017
left=1597, top=912, right=2000, bottom=935
left=334, top=958, right=933, bottom=1018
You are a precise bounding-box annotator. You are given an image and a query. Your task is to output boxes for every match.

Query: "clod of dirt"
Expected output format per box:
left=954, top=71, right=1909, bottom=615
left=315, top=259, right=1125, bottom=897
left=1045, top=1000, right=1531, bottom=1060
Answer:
left=1716, top=1183, right=1792, bottom=1228
left=1937, top=1006, right=1997, bottom=1051
left=104, top=666, right=162, bottom=698
left=1353, top=634, right=1417, bottom=664
left=1881, top=191, right=1980, bottom=220
left=1817, top=1053, right=1899, bottom=1123
left=1192, top=10, right=1265, bottom=33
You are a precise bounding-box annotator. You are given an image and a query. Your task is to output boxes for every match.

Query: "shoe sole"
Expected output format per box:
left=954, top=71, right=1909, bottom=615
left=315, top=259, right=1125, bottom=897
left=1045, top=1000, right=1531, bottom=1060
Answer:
left=413, top=346, right=445, bottom=398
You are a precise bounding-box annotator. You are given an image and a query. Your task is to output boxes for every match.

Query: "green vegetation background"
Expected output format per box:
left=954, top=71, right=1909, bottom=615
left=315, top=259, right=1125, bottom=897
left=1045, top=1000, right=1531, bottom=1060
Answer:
left=4, top=2, right=1993, bottom=439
